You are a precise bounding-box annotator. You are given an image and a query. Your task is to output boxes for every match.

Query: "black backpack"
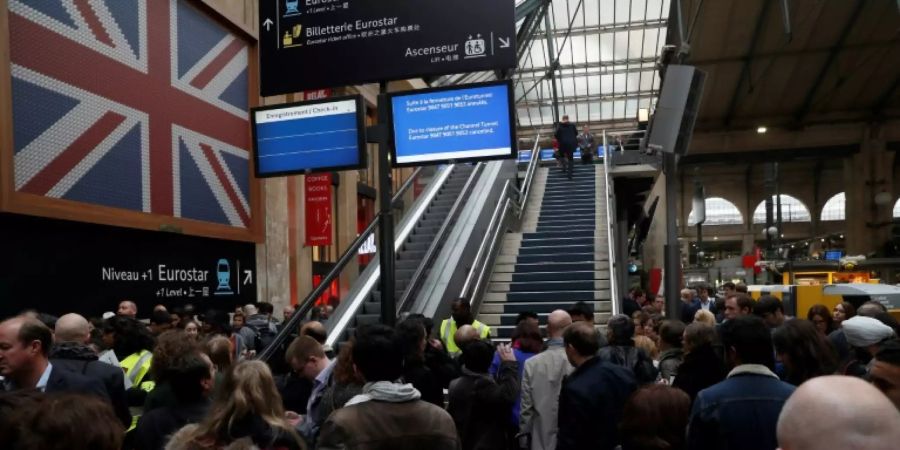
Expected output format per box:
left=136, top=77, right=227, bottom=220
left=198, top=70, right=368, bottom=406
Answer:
left=246, top=316, right=278, bottom=353
left=598, top=345, right=659, bottom=384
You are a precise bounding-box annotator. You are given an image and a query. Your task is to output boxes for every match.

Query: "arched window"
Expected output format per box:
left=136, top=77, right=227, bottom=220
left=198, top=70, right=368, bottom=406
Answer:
left=893, top=198, right=900, bottom=219
left=752, top=195, right=812, bottom=224
left=820, top=193, right=845, bottom=221
left=688, top=197, right=744, bottom=226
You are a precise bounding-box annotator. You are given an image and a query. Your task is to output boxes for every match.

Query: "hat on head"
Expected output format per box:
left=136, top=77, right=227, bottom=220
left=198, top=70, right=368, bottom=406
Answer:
left=843, top=316, right=895, bottom=347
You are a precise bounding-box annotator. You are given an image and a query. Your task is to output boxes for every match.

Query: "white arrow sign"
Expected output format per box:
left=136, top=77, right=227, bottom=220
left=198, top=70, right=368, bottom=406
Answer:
left=243, top=270, right=253, bottom=285
left=263, top=18, right=274, bottom=31
left=498, top=36, right=510, bottom=48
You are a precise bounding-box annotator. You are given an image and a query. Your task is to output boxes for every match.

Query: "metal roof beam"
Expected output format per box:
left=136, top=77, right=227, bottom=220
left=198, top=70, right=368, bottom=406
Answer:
left=722, top=0, right=774, bottom=127
left=516, top=66, right=656, bottom=82
left=871, top=73, right=900, bottom=117
left=516, top=57, right=658, bottom=76
left=537, top=19, right=667, bottom=39
left=543, top=10, right=561, bottom=125
left=518, top=91, right=658, bottom=107
left=515, top=0, right=546, bottom=22
left=793, top=1, right=866, bottom=123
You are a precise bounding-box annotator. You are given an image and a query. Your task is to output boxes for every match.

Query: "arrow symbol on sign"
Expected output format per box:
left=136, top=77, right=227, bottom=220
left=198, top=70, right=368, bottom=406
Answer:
left=498, top=37, right=510, bottom=48
left=263, top=18, right=274, bottom=31
left=243, top=270, right=253, bottom=285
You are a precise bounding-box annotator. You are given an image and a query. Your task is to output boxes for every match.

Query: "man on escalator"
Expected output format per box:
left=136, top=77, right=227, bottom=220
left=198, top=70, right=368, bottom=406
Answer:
left=439, top=298, right=491, bottom=357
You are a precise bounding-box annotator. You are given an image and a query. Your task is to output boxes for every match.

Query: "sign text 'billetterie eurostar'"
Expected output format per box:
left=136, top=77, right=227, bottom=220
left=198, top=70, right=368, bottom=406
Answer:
left=259, top=0, right=516, bottom=96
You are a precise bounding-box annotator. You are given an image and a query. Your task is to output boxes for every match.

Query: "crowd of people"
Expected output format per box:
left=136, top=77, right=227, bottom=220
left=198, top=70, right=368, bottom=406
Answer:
left=2, top=289, right=900, bottom=450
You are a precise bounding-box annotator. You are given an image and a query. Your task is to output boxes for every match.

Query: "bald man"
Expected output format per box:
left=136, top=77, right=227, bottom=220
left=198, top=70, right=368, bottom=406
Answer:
left=52, top=314, right=131, bottom=427
left=520, top=310, right=573, bottom=450
left=777, top=376, right=900, bottom=450
left=117, top=300, right=137, bottom=318
left=300, top=320, right=333, bottom=358
left=453, top=324, right=480, bottom=355
left=0, top=317, right=107, bottom=400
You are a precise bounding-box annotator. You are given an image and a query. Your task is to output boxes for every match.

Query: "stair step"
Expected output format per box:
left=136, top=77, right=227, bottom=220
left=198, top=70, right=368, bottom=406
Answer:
left=491, top=270, right=606, bottom=283
left=478, top=312, right=609, bottom=326
left=502, top=243, right=596, bottom=256
left=494, top=261, right=610, bottom=273
left=520, top=237, right=603, bottom=247
left=479, top=301, right=612, bottom=314
left=496, top=253, right=606, bottom=264
left=484, top=290, right=611, bottom=302
left=488, top=280, right=610, bottom=292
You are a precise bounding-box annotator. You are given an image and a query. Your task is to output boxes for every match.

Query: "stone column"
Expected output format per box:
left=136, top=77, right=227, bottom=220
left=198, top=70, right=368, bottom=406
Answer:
left=334, top=170, right=360, bottom=299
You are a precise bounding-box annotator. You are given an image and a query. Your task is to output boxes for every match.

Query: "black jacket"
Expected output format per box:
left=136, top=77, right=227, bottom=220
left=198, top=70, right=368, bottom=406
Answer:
left=554, top=122, right=578, bottom=152
left=403, top=359, right=444, bottom=407
left=45, top=362, right=110, bottom=399
left=672, top=344, right=727, bottom=402
left=597, top=344, right=659, bottom=384
left=49, top=343, right=127, bottom=425
left=447, top=361, right=519, bottom=450
left=134, top=399, right=210, bottom=450
left=557, top=357, right=637, bottom=450
left=682, top=298, right=718, bottom=323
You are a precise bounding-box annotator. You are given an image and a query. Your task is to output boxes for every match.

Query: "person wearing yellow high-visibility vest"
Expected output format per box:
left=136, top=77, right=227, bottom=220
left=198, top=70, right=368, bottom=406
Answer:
left=439, top=298, right=491, bottom=355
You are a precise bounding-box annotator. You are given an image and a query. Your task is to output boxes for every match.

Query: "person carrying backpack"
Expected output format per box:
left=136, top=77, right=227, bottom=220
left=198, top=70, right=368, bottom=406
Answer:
left=243, top=303, right=280, bottom=355
left=597, top=315, right=659, bottom=384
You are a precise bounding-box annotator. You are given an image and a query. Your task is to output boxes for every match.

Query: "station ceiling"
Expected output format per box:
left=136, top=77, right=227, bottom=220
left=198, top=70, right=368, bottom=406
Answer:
left=674, top=0, right=900, bottom=133
left=431, top=0, right=672, bottom=136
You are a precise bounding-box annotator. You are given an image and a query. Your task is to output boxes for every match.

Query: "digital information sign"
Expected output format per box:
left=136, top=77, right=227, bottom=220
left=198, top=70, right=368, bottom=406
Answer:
left=258, top=0, right=516, bottom=95
left=389, top=81, right=516, bottom=167
left=252, top=95, right=366, bottom=176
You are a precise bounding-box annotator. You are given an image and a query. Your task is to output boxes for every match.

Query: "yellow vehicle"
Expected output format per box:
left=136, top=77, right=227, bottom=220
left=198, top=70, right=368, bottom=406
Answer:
left=746, top=284, right=844, bottom=318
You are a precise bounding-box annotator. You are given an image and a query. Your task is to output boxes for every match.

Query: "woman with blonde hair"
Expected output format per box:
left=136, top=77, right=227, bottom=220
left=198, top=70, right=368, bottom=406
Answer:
left=693, top=309, right=716, bottom=326
left=166, top=360, right=305, bottom=450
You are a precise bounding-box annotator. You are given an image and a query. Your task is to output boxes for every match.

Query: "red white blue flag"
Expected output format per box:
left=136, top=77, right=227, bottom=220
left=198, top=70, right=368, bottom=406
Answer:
left=9, top=0, right=251, bottom=227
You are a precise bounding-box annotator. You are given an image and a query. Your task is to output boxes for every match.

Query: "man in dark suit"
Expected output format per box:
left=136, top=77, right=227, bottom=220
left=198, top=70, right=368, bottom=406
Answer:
left=0, top=316, right=108, bottom=400
left=554, top=115, right=578, bottom=179
left=52, top=313, right=130, bottom=426
left=557, top=322, right=637, bottom=450
left=682, top=284, right=718, bottom=323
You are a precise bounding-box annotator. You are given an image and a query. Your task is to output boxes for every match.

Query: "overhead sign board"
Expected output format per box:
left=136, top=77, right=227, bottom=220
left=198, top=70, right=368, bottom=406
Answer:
left=251, top=95, right=366, bottom=176
left=258, top=0, right=517, bottom=96
left=389, top=80, right=516, bottom=167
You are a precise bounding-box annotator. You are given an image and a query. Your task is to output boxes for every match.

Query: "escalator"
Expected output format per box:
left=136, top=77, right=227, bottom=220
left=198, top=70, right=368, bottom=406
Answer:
left=340, top=164, right=477, bottom=342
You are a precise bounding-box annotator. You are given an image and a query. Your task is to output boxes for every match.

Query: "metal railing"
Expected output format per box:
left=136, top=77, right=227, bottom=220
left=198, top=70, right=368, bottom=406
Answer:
left=258, top=167, right=424, bottom=362
left=396, top=164, right=484, bottom=314
left=602, top=130, right=621, bottom=315
left=459, top=136, right=542, bottom=311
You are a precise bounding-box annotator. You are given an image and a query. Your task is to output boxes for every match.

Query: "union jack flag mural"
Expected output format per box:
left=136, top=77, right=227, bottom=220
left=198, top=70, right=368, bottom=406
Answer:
left=8, top=0, right=252, bottom=228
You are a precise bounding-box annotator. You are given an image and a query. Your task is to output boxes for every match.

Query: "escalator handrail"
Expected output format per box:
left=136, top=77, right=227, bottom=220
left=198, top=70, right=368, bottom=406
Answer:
left=396, top=163, right=484, bottom=314
left=602, top=130, right=620, bottom=315
left=323, top=164, right=458, bottom=347
left=517, top=136, right=542, bottom=219
left=257, top=166, right=423, bottom=362
left=459, top=135, right=541, bottom=302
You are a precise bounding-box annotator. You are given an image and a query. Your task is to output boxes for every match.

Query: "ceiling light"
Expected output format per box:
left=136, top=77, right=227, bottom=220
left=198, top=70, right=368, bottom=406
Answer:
left=757, top=126, right=767, bottom=134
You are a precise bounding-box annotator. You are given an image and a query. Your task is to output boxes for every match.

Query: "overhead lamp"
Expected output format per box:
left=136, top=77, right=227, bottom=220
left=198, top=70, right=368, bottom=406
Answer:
left=638, top=108, right=650, bottom=123
left=757, top=126, right=768, bottom=134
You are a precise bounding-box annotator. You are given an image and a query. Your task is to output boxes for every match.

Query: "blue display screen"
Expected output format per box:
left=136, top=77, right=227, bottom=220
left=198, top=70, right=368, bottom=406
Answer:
left=825, top=250, right=843, bottom=261
left=252, top=97, right=363, bottom=176
left=391, top=82, right=515, bottom=166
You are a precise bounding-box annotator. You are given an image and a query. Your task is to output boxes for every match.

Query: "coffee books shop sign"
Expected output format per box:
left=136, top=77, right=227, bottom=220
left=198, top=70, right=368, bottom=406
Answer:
left=305, top=173, right=333, bottom=246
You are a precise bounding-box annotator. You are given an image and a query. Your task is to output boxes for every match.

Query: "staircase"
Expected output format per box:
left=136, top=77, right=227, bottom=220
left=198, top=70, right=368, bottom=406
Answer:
left=478, top=163, right=612, bottom=341
left=340, top=164, right=477, bottom=341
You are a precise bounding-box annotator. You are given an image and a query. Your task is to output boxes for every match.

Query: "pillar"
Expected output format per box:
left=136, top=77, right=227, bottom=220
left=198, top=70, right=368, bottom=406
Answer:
left=844, top=125, right=894, bottom=255
left=335, top=170, right=360, bottom=299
